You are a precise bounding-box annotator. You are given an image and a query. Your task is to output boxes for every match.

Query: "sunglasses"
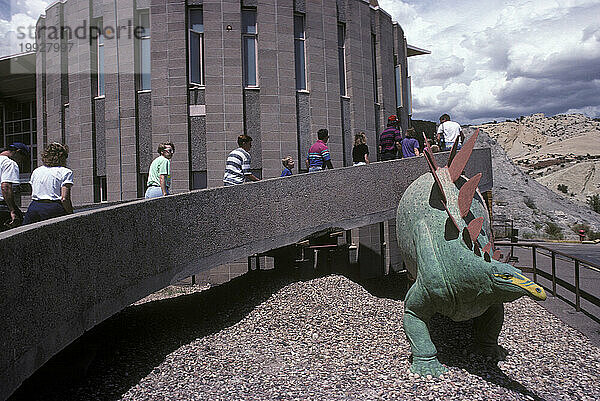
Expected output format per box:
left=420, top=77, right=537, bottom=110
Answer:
left=164, top=148, right=174, bottom=154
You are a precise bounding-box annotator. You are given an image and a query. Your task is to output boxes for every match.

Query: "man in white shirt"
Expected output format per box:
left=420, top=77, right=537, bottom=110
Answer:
left=437, top=114, right=463, bottom=151
left=0, top=143, right=30, bottom=230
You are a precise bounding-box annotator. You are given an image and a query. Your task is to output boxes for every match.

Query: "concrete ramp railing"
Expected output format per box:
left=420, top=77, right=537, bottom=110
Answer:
left=0, top=149, right=491, bottom=399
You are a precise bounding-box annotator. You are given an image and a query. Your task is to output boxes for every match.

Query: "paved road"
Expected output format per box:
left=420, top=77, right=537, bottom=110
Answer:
left=496, top=242, right=600, bottom=323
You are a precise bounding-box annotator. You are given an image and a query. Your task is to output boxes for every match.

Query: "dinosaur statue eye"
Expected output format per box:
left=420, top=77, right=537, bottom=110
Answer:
left=495, top=273, right=512, bottom=280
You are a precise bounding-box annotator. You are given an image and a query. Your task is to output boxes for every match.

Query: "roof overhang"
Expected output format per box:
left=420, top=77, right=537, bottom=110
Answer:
left=0, top=52, right=36, bottom=103
left=407, top=44, right=431, bottom=57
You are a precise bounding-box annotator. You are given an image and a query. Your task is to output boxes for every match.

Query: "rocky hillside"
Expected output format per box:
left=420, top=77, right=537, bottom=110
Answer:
left=467, top=126, right=600, bottom=240
left=475, top=113, right=600, bottom=204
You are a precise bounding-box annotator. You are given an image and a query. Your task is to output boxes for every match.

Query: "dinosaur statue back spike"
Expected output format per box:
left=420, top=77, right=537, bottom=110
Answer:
left=458, top=173, right=482, bottom=218
left=422, top=134, right=461, bottom=232
left=447, top=136, right=460, bottom=167
left=423, top=134, right=439, bottom=171
left=449, top=129, right=479, bottom=182
left=467, top=216, right=484, bottom=242
left=483, top=241, right=492, bottom=254
left=493, top=250, right=501, bottom=261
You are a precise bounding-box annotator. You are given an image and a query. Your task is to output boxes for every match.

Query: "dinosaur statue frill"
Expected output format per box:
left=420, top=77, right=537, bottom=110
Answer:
left=396, top=130, right=546, bottom=377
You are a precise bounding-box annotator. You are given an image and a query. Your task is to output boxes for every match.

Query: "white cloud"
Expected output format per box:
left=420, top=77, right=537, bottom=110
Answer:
left=380, top=0, right=600, bottom=123
left=0, top=0, right=48, bottom=57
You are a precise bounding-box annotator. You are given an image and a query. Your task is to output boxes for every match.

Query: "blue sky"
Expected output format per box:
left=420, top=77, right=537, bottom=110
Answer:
left=1, top=0, right=599, bottom=124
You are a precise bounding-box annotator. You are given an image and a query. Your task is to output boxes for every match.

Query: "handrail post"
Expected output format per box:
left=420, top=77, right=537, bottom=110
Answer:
left=532, top=245, right=537, bottom=283
left=575, top=260, right=580, bottom=312
left=551, top=251, right=556, bottom=296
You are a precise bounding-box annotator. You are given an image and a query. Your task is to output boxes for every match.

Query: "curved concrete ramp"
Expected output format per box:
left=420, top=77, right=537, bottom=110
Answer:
left=0, top=149, right=491, bottom=399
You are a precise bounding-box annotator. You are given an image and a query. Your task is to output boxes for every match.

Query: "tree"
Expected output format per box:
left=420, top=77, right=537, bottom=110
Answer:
left=587, top=194, right=600, bottom=213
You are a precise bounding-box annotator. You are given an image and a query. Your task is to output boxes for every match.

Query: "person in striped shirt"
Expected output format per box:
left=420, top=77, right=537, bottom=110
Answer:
left=223, top=134, right=261, bottom=186
left=305, top=129, right=334, bottom=172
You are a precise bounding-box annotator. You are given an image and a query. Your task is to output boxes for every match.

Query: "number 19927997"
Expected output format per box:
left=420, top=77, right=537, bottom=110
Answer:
left=20, top=42, right=74, bottom=52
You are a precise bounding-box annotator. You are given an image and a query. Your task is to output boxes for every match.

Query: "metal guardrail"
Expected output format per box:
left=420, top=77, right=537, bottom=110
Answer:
left=496, top=241, right=600, bottom=323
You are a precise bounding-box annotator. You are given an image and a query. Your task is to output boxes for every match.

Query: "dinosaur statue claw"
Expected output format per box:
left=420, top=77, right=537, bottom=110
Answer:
left=410, top=357, right=448, bottom=378
left=469, top=343, right=509, bottom=361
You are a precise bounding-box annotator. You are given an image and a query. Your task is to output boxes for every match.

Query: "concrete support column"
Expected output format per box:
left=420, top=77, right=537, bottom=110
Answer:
left=65, top=0, right=95, bottom=204
left=151, top=0, right=189, bottom=194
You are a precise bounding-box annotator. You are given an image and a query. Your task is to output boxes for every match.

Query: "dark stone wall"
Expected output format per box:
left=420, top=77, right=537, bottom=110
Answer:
left=296, top=91, right=311, bottom=171
left=190, top=116, right=207, bottom=171
left=137, top=91, right=153, bottom=173
left=244, top=89, right=262, bottom=169
left=94, top=98, right=106, bottom=176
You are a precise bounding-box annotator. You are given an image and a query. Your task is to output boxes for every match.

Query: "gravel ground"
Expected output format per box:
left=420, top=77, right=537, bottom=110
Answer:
left=10, top=269, right=600, bottom=401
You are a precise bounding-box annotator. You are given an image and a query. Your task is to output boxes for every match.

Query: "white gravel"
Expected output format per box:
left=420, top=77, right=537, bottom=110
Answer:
left=10, top=271, right=600, bottom=401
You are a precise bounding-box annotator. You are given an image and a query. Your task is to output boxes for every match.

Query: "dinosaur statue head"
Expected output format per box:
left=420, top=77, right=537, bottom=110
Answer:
left=489, top=261, right=547, bottom=302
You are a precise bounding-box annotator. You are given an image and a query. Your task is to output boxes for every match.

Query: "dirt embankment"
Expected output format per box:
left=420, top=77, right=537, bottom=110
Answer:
left=467, top=125, right=600, bottom=240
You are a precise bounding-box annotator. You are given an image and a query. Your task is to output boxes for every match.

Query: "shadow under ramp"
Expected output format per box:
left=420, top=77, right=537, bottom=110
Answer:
left=9, top=269, right=299, bottom=401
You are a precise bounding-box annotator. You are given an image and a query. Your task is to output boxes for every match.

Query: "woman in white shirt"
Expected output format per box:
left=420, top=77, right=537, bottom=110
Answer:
left=23, top=143, right=74, bottom=224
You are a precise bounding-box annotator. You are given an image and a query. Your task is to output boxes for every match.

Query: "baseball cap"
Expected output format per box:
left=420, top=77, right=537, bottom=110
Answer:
left=388, top=115, right=398, bottom=122
left=9, top=142, right=30, bottom=155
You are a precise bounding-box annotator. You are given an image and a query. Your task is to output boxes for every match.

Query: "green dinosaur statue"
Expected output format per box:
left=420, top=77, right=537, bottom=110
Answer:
left=396, top=130, right=546, bottom=377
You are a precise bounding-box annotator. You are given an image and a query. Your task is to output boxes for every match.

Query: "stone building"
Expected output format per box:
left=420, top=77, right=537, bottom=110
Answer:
left=33, top=0, right=427, bottom=203
left=17, top=0, right=428, bottom=281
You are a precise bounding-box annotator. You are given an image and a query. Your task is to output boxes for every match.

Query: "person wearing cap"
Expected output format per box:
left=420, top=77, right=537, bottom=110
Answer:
left=437, top=113, right=463, bottom=151
left=146, top=142, right=175, bottom=198
left=306, top=128, right=334, bottom=172
left=0, top=142, right=30, bottom=230
left=23, top=143, right=74, bottom=224
left=379, top=115, right=402, bottom=161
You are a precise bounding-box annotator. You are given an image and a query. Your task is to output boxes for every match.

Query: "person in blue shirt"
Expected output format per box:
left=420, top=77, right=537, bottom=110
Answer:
left=280, top=156, right=294, bottom=177
left=401, top=128, right=421, bottom=158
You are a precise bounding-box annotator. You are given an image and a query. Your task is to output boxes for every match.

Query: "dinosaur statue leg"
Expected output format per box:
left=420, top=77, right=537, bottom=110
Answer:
left=404, top=286, right=448, bottom=377
left=471, top=303, right=509, bottom=360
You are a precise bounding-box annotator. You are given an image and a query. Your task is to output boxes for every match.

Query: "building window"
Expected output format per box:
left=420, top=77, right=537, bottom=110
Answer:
left=294, top=14, right=306, bottom=91
left=371, top=33, right=378, bottom=103
left=95, top=175, right=107, bottom=202
left=97, top=24, right=105, bottom=97
left=337, top=23, right=347, bottom=96
left=189, top=8, right=204, bottom=86
left=1, top=102, right=37, bottom=173
left=242, top=9, right=258, bottom=87
left=395, top=64, right=403, bottom=108
left=138, top=10, right=151, bottom=91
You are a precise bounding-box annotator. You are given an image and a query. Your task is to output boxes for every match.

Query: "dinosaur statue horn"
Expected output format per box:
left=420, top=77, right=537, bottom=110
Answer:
left=493, top=249, right=501, bottom=261
left=467, top=216, right=484, bottom=242
left=448, top=129, right=479, bottom=182
left=458, top=173, right=482, bottom=218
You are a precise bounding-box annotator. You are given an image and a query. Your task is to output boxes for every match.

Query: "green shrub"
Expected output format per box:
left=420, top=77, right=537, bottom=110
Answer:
left=524, top=197, right=536, bottom=210
left=544, top=222, right=564, bottom=240
left=557, top=184, right=568, bottom=194
left=534, top=222, right=543, bottom=230
left=587, top=195, right=600, bottom=213
left=522, top=232, right=535, bottom=239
